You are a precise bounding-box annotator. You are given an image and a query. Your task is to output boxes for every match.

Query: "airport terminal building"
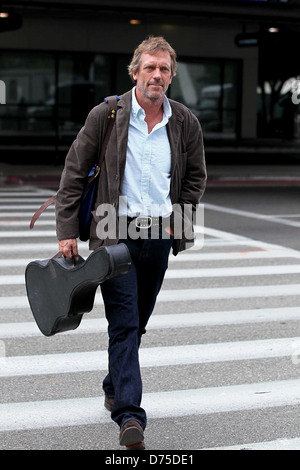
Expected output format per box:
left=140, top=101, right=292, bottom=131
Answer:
left=0, top=0, right=300, bottom=161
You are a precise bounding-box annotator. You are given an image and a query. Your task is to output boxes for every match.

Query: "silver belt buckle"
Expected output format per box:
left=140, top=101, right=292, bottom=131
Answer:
left=135, top=216, right=152, bottom=229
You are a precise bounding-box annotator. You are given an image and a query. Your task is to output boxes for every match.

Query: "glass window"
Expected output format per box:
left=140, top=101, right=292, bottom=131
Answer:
left=257, top=77, right=300, bottom=140
left=57, top=53, right=111, bottom=143
left=0, top=51, right=240, bottom=149
left=0, top=52, right=55, bottom=134
left=169, top=59, right=239, bottom=139
left=0, top=51, right=113, bottom=144
left=115, top=55, right=133, bottom=95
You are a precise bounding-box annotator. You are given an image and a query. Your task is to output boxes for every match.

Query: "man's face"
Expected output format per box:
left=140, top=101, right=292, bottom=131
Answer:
left=133, top=50, right=173, bottom=102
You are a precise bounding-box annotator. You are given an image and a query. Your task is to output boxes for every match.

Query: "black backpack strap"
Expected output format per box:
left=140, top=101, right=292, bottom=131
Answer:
left=93, top=95, right=120, bottom=176
left=30, top=95, right=120, bottom=230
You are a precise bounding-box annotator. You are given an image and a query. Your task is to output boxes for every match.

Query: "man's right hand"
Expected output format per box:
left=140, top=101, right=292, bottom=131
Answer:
left=58, top=238, right=79, bottom=260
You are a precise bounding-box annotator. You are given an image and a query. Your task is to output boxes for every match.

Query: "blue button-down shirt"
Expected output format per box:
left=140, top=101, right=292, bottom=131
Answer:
left=119, top=87, right=172, bottom=217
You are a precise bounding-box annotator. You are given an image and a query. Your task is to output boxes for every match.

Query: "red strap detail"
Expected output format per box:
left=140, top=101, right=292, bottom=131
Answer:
left=125, top=441, right=144, bottom=450
left=30, top=195, right=56, bottom=229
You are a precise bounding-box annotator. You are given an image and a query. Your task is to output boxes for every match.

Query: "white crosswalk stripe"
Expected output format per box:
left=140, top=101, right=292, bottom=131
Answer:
left=2, top=263, right=300, bottom=284
left=1, top=379, right=300, bottom=432
left=204, top=437, right=300, bottom=451
left=0, top=187, right=299, bottom=450
left=0, top=337, right=299, bottom=377
left=0, top=307, right=299, bottom=338
left=0, top=283, right=300, bottom=309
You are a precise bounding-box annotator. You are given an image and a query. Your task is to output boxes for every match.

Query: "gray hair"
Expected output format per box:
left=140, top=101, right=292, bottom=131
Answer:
left=128, top=36, right=177, bottom=81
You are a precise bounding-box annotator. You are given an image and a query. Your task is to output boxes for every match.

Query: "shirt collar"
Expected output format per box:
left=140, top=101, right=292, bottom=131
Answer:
left=131, top=86, right=172, bottom=120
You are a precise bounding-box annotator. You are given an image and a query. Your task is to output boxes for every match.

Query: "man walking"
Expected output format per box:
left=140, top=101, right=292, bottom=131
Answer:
left=56, top=36, right=206, bottom=449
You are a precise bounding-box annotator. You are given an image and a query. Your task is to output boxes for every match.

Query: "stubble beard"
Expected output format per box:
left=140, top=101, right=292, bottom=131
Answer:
left=137, top=81, right=169, bottom=102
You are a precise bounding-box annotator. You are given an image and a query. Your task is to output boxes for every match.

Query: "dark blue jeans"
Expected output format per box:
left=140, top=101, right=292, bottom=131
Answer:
left=100, top=234, right=173, bottom=430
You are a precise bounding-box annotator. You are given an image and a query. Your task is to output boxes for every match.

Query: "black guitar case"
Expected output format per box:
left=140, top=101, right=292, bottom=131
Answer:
left=25, top=244, right=131, bottom=337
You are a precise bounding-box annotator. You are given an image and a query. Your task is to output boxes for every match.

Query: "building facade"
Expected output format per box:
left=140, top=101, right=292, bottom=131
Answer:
left=0, top=0, right=300, bottom=160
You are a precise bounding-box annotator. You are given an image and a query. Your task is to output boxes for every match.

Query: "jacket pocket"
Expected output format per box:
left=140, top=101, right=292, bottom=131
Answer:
left=178, top=152, right=187, bottom=177
left=172, top=152, right=187, bottom=201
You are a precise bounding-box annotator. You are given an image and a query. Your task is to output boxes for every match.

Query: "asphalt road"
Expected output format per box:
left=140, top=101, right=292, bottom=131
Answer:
left=0, top=182, right=299, bottom=451
left=203, top=186, right=300, bottom=251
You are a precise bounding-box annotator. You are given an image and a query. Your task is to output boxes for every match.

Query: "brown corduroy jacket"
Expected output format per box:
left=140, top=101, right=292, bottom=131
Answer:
left=55, top=89, right=207, bottom=255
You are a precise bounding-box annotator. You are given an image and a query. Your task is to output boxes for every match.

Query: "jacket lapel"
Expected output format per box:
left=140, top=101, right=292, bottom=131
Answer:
left=167, top=102, right=184, bottom=178
left=115, top=90, right=131, bottom=177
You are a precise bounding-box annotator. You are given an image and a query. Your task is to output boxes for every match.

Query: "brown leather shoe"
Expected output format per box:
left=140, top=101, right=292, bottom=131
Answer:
left=104, top=395, right=114, bottom=412
left=119, top=420, right=145, bottom=450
